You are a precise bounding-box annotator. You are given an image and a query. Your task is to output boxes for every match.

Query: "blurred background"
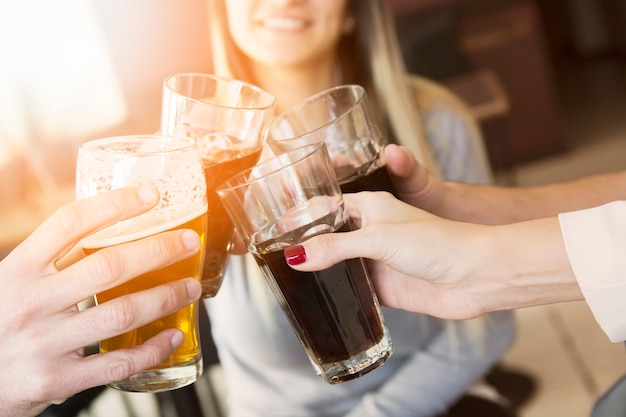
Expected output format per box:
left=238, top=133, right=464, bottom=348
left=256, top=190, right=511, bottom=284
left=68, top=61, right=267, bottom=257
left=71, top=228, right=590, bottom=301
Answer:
left=3, top=0, right=626, bottom=416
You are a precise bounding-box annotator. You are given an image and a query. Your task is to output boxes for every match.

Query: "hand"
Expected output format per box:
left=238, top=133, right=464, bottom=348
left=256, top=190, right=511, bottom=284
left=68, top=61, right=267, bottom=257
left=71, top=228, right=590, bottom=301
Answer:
left=284, top=192, right=489, bottom=320
left=0, top=186, right=202, bottom=417
left=286, top=191, right=581, bottom=319
left=385, top=144, right=447, bottom=214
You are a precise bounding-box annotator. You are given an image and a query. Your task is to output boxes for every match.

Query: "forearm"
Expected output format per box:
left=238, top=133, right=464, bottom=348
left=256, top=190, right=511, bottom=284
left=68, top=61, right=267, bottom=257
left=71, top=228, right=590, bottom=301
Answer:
left=438, top=170, right=626, bottom=224
left=464, top=217, right=583, bottom=313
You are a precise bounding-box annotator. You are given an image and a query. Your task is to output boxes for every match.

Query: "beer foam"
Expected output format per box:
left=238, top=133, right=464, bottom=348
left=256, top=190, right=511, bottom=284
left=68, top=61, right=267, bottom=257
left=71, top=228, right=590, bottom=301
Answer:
left=77, top=136, right=207, bottom=248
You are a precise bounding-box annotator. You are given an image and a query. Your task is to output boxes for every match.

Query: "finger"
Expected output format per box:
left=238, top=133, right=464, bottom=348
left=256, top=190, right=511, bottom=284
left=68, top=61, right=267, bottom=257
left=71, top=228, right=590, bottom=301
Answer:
left=286, top=193, right=404, bottom=270
left=284, top=227, right=383, bottom=271
left=56, top=278, right=201, bottom=350
left=54, top=242, right=88, bottom=272
left=56, top=328, right=184, bottom=399
left=384, top=145, right=438, bottom=208
left=343, top=192, right=414, bottom=227
left=6, top=186, right=160, bottom=276
left=32, top=229, right=201, bottom=314
left=385, top=144, right=417, bottom=178
left=342, top=193, right=366, bottom=217
left=366, top=260, right=424, bottom=308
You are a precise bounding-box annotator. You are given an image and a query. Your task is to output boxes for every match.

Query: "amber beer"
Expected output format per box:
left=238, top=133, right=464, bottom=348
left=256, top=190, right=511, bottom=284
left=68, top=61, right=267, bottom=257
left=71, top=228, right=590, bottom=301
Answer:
left=82, top=209, right=207, bottom=391
left=199, top=145, right=262, bottom=297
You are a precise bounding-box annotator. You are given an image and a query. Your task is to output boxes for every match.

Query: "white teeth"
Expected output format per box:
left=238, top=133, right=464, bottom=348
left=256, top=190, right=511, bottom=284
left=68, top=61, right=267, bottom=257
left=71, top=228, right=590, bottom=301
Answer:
left=262, top=17, right=305, bottom=30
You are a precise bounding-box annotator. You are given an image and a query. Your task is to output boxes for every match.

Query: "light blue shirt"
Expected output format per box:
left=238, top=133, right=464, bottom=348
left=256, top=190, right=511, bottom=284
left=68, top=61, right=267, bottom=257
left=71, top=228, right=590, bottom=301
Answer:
left=205, top=78, right=515, bottom=417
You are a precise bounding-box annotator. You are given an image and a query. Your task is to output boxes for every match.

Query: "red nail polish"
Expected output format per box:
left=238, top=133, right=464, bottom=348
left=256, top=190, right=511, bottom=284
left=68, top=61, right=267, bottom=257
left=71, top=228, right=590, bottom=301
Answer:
left=285, top=245, right=306, bottom=265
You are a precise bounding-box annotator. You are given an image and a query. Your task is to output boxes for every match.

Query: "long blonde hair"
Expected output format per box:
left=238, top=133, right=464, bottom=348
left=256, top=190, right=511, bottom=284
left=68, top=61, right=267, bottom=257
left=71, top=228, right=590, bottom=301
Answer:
left=205, top=0, right=440, bottom=175
left=205, top=0, right=493, bottom=357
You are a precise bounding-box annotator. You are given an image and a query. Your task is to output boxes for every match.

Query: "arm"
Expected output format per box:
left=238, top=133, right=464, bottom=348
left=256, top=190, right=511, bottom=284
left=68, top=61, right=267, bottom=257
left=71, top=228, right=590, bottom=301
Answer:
left=387, top=143, right=626, bottom=224
left=286, top=192, right=583, bottom=320
left=0, top=186, right=202, bottom=417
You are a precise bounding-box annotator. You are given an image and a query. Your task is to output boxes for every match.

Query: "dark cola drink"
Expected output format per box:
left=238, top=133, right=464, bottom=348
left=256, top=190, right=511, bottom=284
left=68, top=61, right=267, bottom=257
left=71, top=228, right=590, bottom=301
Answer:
left=252, top=222, right=392, bottom=384
left=336, top=161, right=400, bottom=197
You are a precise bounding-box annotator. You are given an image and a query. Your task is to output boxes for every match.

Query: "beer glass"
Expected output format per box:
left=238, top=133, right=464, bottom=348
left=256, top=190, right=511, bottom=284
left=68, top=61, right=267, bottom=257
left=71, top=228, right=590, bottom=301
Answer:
left=161, top=73, right=276, bottom=298
left=266, top=84, right=399, bottom=196
left=76, top=134, right=207, bottom=392
left=216, top=143, right=393, bottom=384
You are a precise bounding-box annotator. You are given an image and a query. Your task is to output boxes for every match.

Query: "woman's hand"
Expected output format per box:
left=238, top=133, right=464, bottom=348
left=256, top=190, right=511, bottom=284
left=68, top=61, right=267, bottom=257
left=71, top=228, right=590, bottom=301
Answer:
left=0, top=186, right=202, bottom=417
left=385, top=144, right=447, bottom=215
left=284, top=192, right=489, bottom=319
left=286, top=191, right=581, bottom=320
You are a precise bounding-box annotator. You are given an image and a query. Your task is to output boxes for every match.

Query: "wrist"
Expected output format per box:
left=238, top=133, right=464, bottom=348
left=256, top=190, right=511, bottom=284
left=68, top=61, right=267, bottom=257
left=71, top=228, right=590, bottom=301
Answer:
left=470, top=219, right=582, bottom=312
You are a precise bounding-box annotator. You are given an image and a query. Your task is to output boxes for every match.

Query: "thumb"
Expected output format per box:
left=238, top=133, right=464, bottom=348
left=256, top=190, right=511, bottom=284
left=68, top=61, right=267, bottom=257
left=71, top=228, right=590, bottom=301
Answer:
left=385, top=143, right=417, bottom=178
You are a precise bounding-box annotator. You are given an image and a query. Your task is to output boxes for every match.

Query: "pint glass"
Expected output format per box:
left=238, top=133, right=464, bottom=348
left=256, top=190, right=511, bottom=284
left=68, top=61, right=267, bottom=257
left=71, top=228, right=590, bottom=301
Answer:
left=76, top=134, right=207, bottom=392
left=216, top=143, right=393, bottom=384
left=266, top=84, right=399, bottom=196
left=161, top=73, right=275, bottom=298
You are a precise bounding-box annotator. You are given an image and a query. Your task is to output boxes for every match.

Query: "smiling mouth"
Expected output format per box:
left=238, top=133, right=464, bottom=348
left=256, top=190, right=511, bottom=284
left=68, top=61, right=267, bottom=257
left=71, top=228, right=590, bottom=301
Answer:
left=261, top=17, right=306, bottom=31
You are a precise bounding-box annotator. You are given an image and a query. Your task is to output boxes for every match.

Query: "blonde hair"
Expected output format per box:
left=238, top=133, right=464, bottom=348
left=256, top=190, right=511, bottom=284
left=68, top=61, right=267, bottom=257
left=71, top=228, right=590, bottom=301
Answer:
left=206, top=0, right=492, bottom=354
left=205, top=0, right=440, bottom=176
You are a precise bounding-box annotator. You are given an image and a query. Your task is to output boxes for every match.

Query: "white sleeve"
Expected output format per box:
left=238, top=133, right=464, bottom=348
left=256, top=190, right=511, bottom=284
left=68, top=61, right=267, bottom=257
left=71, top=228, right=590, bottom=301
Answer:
left=559, top=201, right=626, bottom=342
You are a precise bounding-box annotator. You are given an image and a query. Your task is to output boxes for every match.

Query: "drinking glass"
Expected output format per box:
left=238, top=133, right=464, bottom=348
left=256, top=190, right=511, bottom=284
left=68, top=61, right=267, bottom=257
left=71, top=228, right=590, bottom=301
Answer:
left=266, top=84, right=399, bottom=196
left=76, top=134, right=207, bottom=392
left=216, top=143, right=393, bottom=384
left=161, top=73, right=276, bottom=298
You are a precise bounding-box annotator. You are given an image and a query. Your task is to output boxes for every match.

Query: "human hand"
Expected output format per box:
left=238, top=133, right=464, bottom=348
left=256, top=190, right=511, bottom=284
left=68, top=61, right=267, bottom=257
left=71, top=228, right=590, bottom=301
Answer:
left=0, top=186, right=202, bottom=417
left=283, top=192, right=490, bottom=320
left=385, top=144, right=447, bottom=214
left=285, top=191, right=581, bottom=319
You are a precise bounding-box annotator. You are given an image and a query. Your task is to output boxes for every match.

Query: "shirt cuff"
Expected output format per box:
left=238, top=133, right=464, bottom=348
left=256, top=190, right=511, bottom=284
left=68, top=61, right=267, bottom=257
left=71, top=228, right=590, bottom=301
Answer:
left=559, top=201, right=626, bottom=343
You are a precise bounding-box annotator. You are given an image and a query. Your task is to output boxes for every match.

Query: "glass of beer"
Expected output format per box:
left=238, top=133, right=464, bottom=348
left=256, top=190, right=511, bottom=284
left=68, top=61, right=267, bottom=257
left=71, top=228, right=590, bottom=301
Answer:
left=161, top=73, right=276, bottom=298
left=76, top=134, right=207, bottom=393
left=216, top=143, right=393, bottom=384
left=266, top=84, right=399, bottom=197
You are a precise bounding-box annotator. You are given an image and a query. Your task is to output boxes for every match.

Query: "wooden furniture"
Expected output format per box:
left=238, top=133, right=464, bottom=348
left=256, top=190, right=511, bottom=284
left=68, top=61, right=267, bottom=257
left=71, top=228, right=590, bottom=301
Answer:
left=457, top=1, right=567, bottom=168
left=391, top=0, right=568, bottom=169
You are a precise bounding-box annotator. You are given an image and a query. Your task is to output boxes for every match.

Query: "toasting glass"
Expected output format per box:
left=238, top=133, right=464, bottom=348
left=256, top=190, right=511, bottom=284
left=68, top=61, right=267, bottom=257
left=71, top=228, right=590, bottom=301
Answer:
left=161, top=73, right=276, bottom=298
left=266, top=84, right=399, bottom=197
left=216, top=143, right=393, bottom=384
left=76, top=134, right=207, bottom=392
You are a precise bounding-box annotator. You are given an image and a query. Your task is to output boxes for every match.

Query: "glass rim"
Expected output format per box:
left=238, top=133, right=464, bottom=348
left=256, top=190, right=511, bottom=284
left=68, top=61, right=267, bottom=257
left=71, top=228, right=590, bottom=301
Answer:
left=163, top=72, right=276, bottom=111
left=267, top=84, right=366, bottom=144
left=216, top=142, right=327, bottom=195
left=78, top=134, right=198, bottom=156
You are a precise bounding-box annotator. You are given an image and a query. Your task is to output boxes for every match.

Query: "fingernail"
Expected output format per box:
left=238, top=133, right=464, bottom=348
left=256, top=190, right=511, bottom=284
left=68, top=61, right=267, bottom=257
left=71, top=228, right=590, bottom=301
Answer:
left=170, top=330, right=184, bottom=349
left=186, top=279, right=202, bottom=299
left=285, top=245, right=306, bottom=265
left=182, top=230, right=200, bottom=251
left=137, top=185, right=159, bottom=204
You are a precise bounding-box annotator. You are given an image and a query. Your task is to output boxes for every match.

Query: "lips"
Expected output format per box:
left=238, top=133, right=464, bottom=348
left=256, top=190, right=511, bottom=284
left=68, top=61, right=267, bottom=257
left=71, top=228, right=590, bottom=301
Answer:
left=260, top=17, right=306, bottom=31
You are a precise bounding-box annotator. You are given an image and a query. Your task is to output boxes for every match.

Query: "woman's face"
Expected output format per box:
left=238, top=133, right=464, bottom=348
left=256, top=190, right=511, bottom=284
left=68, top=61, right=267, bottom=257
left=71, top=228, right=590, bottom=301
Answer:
left=224, top=0, right=349, bottom=68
